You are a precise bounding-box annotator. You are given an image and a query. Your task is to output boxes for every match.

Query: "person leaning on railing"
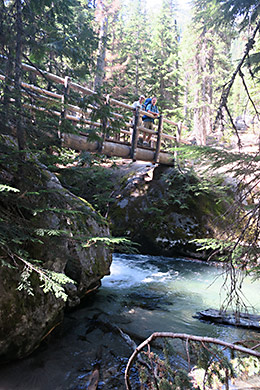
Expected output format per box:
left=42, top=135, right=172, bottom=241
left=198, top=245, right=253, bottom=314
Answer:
left=131, top=95, right=145, bottom=126
left=132, top=95, right=145, bottom=110
left=143, top=96, right=159, bottom=146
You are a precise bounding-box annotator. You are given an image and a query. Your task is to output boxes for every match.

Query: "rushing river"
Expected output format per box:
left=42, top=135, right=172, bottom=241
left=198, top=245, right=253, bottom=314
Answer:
left=99, top=254, right=260, bottom=342
left=0, top=254, right=260, bottom=389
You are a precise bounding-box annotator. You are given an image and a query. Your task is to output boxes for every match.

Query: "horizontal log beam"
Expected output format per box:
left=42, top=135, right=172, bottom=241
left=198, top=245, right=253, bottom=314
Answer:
left=23, top=102, right=102, bottom=127
left=110, top=98, right=133, bottom=110
left=161, top=132, right=176, bottom=141
left=0, top=73, right=63, bottom=99
left=163, top=117, right=178, bottom=126
left=23, top=102, right=60, bottom=116
left=67, top=103, right=92, bottom=116
left=66, top=114, right=101, bottom=127
left=21, top=81, right=62, bottom=99
left=70, top=81, right=95, bottom=96
left=62, top=133, right=174, bottom=165
left=21, top=63, right=65, bottom=85
left=138, top=125, right=157, bottom=136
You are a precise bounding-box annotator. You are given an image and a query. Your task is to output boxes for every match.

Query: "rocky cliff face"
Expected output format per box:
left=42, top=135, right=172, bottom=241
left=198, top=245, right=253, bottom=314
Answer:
left=0, top=161, right=112, bottom=362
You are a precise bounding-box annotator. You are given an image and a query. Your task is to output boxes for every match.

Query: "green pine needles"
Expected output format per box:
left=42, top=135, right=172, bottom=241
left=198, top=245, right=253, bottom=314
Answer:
left=177, top=145, right=260, bottom=311
left=0, top=182, right=75, bottom=301
left=15, top=256, right=74, bottom=301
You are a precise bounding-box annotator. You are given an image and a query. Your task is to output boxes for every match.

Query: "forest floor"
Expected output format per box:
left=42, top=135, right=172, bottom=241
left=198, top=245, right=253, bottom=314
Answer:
left=208, top=129, right=260, bottom=154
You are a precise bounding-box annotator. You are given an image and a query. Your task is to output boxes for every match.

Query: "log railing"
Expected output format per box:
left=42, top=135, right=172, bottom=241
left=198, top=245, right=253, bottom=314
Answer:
left=0, top=58, right=188, bottom=165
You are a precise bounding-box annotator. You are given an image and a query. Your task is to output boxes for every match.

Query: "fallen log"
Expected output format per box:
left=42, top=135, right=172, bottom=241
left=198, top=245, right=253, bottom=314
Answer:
left=196, top=308, right=260, bottom=330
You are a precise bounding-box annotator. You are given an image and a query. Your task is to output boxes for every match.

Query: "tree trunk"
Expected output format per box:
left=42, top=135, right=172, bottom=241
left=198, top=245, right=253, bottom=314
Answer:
left=94, top=15, right=108, bottom=91
left=193, top=34, right=214, bottom=146
left=174, top=19, right=179, bottom=108
left=135, top=55, right=139, bottom=95
left=183, top=74, right=188, bottom=120
left=2, top=48, right=14, bottom=129
left=15, top=0, right=25, bottom=150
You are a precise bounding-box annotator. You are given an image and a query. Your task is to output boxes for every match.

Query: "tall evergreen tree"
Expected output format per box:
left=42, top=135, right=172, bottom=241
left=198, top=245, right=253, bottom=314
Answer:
left=182, top=11, right=232, bottom=145
left=93, top=0, right=121, bottom=91
left=0, top=0, right=98, bottom=150
left=102, top=0, right=150, bottom=102
left=121, top=0, right=150, bottom=98
left=193, top=0, right=260, bottom=132
left=94, top=0, right=109, bottom=90
left=145, top=0, right=182, bottom=121
left=1, top=0, right=97, bottom=82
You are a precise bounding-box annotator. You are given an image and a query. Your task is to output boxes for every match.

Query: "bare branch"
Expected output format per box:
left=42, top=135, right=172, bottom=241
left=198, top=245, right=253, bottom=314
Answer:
left=239, top=69, right=260, bottom=120
left=214, top=18, right=260, bottom=136
left=224, top=104, right=242, bottom=147
left=124, top=332, right=260, bottom=390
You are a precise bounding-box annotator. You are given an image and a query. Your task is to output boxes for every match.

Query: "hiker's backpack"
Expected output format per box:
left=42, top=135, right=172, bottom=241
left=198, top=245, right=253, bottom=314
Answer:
left=142, top=98, right=152, bottom=120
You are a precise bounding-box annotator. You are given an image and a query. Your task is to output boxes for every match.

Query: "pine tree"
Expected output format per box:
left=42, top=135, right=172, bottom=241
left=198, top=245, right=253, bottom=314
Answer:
left=0, top=0, right=98, bottom=150
left=145, top=0, right=182, bottom=121
left=182, top=11, right=232, bottom=145
left=120, top=0, right=150, bottom=98
left=93, top=0, right=121, bottom=91
left=102, top=0, right=151, bottom=102
left=192, top=0, right=260, bottom=137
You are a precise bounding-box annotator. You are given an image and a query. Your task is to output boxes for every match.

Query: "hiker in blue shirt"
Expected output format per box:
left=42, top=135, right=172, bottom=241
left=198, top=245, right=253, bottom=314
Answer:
left=143, top=96, right=159, bottom=145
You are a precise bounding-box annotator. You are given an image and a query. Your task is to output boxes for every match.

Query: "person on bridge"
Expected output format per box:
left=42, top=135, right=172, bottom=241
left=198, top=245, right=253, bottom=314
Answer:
left=132, top=95, right=145, bottom=110
left=143, top=96, right=159, bottom=146
left=131, top=95, right=145, bottom=132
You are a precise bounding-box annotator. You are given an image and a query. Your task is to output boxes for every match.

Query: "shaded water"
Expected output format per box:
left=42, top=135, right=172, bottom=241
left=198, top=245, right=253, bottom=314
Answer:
left=0, top=254, right=260, bottom=389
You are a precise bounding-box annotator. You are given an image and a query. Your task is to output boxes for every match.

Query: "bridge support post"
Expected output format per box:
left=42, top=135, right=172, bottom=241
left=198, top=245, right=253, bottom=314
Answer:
left=154, top=115, right=163, bottom=163
left=61, top=76, right=71, bottom=120
left=59, top=76, right=71, bottom=138
left=130, top=108, right=140, bottom=161
left=99, top=96, right=110, bottom=152
left=176, top=121, right=182, bottom=144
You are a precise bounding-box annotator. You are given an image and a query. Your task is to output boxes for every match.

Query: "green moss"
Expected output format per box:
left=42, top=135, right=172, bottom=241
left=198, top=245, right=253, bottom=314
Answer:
left=57, top=165, right=115, bottom=216
left=78, top=196, right=96, bottom=211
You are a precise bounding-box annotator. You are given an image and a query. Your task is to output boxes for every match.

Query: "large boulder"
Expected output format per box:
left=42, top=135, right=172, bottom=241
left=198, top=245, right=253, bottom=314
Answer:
left=0, top=161, right=112, bottom=362
left=109, top=163, right=233, bottom=258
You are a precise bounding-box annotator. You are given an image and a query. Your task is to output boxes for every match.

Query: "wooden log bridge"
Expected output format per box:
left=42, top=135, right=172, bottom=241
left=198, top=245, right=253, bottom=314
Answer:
left=63, top=132, right=173, bottom=165
left=0, top=56, right=188, bottom=166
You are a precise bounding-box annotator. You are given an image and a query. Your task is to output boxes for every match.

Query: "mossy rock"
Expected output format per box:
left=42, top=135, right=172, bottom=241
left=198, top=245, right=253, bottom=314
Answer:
left=109, top=165, right=235, bottom=259
left=0, top=158, right=112, bottom=362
